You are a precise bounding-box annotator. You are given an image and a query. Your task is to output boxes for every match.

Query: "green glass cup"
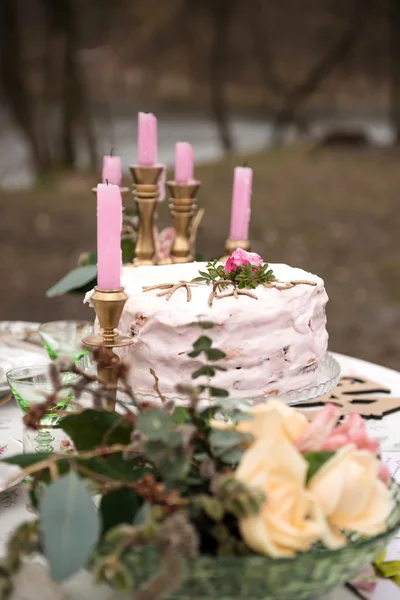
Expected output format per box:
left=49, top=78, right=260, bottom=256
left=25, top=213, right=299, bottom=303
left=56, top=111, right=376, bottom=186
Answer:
left=38, top=320, right=93, bottom=364
left=6, top=365, right=79, bottom=453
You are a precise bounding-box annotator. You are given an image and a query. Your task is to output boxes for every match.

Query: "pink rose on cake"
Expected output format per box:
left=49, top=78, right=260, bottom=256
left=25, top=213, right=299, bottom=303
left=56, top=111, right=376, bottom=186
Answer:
left=225, top=248, right=263, bottom=274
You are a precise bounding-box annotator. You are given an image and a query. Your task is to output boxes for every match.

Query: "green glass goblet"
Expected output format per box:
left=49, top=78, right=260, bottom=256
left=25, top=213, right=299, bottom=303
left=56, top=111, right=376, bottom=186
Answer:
left=38, top=320, right=93, bottom=363
left=6, top=365, right=79, bottom=453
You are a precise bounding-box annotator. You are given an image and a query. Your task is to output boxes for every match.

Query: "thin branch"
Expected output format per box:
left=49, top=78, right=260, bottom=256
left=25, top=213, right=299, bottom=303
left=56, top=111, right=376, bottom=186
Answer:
left=150, top=368, right=166, bottom=404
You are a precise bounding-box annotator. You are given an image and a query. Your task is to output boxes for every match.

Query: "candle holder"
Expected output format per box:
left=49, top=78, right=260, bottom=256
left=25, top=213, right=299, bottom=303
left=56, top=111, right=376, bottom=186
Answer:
left=82, top=287, right=134, bottom=411
left=166, top=180, right=201, bottom=263
left=129, top=165, right=163, bottom=266
left=219, top=238, right=251, bottom=262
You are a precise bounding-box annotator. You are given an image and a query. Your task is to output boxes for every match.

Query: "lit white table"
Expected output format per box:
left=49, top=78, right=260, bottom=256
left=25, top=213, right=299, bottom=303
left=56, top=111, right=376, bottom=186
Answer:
left=1, top=352, right=400, bottom=599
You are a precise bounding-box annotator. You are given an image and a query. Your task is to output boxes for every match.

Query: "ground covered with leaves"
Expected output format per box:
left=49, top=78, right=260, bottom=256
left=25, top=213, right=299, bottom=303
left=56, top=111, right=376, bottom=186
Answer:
left=0, top=144, right=399, bottom=369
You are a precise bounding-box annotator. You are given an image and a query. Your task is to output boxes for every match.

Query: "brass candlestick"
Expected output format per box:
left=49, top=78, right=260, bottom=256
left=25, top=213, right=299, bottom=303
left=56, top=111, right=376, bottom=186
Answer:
left=220, top=238, right=251, bottom=263
left=166, top=181, right=201, bottom=263
left=82, top=287, right=134, bottom=411
left=129, top=165, right=164, bottom=266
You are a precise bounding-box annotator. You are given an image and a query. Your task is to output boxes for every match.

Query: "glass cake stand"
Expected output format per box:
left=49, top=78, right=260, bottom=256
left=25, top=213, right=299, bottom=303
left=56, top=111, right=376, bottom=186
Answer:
left=130, top=353, right=341, bottom=409
left=279, top=352, right=341, bottom=405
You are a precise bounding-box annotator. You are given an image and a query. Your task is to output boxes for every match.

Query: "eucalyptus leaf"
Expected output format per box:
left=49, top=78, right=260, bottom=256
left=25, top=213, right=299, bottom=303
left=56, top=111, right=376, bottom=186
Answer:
left=172, top=406, right=189, bottom=424
left=46, top=265, right=97, bottom=297
left=2, top=453, right=52, bottom=468
left=60, top=409, right=131, bottom=451
left=100, top=488, right=142, bottom=535
left=209, top=430, right=245, bottom=449
left=137, top=409, right=173, bottom=441
left=217, top=448, right=245, bottom=465
left=40, top=472, right=101, bottom=581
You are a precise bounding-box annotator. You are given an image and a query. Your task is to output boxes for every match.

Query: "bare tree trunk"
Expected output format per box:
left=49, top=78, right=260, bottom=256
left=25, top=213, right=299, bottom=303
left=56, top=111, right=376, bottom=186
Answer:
left=41, top=0, right=98, bottom=170
left=209, top=0, right=236, bottom=152
left=277, top=0, right=372, bottom=125
left=389, top=0, right=400, bottom=143
left=0, top=0, right=50, bottom=175
left=250, top=0, right=373, bottom=143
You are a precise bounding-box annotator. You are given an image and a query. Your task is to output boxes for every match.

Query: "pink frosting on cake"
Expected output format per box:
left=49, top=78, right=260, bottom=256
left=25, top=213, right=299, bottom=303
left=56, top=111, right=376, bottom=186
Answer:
left=105, top=262, right=329, bottom=400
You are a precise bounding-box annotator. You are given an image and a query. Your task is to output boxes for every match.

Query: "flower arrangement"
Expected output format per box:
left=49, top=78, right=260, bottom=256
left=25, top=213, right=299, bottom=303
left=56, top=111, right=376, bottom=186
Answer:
left=1, top=324, right=400, bottom=600
left=193, top=248, right=275, bottom=289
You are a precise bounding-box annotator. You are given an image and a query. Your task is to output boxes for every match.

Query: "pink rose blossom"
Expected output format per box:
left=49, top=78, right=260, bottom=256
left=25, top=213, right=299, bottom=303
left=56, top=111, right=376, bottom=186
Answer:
left=296, top=406, right=381, bottom=455
left=225, top=248, right=263, bottom=274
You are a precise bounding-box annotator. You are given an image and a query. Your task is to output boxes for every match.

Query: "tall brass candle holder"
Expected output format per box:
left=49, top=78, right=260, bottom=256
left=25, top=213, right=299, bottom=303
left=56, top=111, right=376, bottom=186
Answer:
left=220, top=238, right=251, bottom=262
left=82, top=287, right=133, bottom=411
left=166, top=180, right=201, bottom=263
left=129, top=165, right=164, bottom=266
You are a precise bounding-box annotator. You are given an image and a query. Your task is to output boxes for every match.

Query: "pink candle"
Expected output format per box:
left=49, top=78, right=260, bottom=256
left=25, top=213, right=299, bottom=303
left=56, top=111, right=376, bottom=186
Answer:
left=102, top=155, right=122, bottom=186
left=175, top=142, right=194, bottom=183
left=229, top=167, right=253, bottom=240
left=138, top=112, right=157, bottom=166
left=96, top=183, right=122, bottom=290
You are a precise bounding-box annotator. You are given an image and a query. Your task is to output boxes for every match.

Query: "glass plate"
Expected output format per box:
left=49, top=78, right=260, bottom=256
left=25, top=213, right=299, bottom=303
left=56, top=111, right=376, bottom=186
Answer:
left=279, top=352, right=341, bottom=405
left=129, top=353, right=341, bottom=409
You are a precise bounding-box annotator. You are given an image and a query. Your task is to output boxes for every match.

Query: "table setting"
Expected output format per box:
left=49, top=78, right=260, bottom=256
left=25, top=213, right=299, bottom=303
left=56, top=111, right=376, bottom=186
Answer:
left=1, top=111, right=400, bottom=600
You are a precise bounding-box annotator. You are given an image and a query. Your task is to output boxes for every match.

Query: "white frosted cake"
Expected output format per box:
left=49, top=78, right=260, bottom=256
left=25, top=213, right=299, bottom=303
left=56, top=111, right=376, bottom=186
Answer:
left=108, top=260, right=329, bottom=399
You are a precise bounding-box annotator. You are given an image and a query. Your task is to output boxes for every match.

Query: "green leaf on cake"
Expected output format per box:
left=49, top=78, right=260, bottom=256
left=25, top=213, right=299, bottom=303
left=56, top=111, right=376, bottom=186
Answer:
left=190, top=321, right=215, bottom=329
left=209, top=386, right=229, bottom=398
left=304, top=451, right=335, bottom=482
left=40, top=471, right=101, bottom=581
left=46, top=265, right=97, bottom=297
left=193, top=336, right=212, bottom=350
left=206, top=348, right=226, bottom=361
left=188, top=336, right=213, bottom=357
left=192, top=365, right=216, bottom=379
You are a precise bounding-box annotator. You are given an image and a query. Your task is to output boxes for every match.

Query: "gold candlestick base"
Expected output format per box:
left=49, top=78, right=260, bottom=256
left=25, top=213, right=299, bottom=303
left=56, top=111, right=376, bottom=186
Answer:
left=82, top=287, right=134, bottom=411
left=220, top=238, right=251, bottom=263
left=166, top=181, right=201, bottom=264
left=129, top=165, right=163, bottom=266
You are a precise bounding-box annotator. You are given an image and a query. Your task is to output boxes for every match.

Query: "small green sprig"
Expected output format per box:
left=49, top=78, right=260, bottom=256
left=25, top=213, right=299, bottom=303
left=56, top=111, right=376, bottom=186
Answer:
left=192, top=259, right=275, bottom=290
left=189, top=321, right=228, bottom=398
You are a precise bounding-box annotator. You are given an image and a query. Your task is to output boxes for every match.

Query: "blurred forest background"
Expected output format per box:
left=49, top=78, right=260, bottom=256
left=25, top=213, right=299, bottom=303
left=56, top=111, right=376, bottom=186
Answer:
left=0, top=0, right=399, bottom=369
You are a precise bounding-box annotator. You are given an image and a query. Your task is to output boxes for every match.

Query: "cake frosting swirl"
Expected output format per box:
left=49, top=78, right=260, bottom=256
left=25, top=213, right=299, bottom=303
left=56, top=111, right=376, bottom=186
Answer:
left=103, top=261, right=329, bottom=400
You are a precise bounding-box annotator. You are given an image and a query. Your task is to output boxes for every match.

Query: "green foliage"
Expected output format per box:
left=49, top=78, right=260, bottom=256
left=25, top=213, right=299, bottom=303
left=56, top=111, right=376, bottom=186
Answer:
left=137, top=409, right=174, bottom=442
left=374, top=551, right=400, bottom=586
left=193, top=259, right=275, bottom=290
left=209, top=429, right=251, bottom=464
left=60, top=409, right=132, bottom=451
left=303, top=451, right=335, bottom=483
left=40, top=472, right=101, bottom=581
left=47, top=229, right=135, bottom=297
left=187, top=327, right=228, bottom=400
left=46, top=265, right=97, bottom=297
left=100, top=489, right=143, bottom=536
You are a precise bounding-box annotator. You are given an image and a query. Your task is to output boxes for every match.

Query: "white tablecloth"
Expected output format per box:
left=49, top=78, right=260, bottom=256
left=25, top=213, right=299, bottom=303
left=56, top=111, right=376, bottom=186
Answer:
left=1, top=352, right=400, bottom=599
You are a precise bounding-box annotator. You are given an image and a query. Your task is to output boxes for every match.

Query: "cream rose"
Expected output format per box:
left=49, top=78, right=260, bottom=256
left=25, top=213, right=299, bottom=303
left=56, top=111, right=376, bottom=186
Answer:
left=235, top=434, right=325, bottom=557
left=212, top=400, right=308, bottom=445
left=309, top=445, right=392, bottom=537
